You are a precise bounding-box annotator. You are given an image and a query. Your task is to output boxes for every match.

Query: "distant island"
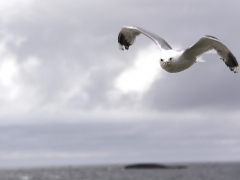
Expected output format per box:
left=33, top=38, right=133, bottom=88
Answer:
left=124, top=163, right=187, bottom=170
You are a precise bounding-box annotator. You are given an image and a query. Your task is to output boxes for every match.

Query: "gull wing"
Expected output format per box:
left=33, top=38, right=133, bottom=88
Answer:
left=183, top=35, right=238, bottom=73
left=118, top=26, right=172, bottom=51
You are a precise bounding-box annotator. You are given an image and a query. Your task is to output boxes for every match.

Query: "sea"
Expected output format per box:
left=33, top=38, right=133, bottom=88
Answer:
left=0, top=162, right=239, bottom=180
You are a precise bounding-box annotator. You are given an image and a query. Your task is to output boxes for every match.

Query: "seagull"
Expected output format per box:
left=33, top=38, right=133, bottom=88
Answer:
left=118, top=26, right=239, bottom=73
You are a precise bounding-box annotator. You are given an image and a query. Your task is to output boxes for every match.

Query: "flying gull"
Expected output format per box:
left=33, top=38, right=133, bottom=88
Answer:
left=118, top=26, right=238, bottom=73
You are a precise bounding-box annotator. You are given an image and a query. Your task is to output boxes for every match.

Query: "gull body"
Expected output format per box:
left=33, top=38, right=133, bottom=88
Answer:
left=118, top=26, right=239, bottom=73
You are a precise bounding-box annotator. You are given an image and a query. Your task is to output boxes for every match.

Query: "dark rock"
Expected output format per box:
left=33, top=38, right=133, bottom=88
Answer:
left=124, top=163, right=187, bottom=170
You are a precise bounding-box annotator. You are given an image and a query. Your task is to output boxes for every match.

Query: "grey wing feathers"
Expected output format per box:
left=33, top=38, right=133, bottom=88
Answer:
left=118, top=26, right=172, bottom=51
left=183, top=36, right=239, bottom=73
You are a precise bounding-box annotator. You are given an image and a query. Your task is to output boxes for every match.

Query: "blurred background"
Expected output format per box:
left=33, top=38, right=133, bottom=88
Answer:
left=0, top=0, right=240, bottom=168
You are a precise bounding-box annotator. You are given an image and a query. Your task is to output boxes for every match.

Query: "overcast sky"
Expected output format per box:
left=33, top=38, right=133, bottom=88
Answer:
left=0, top=0, right=240, bottom=167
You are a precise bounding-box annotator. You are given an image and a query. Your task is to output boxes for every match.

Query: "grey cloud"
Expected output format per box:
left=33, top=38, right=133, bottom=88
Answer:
left=1, top=0, right=239, bottom=114
left=143, top=55, right=240, bottom=112
left=0, top=121, right=239, bottom=167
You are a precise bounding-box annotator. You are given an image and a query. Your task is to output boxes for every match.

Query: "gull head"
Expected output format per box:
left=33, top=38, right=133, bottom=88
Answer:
left=159, top=50, right=182, bottom=72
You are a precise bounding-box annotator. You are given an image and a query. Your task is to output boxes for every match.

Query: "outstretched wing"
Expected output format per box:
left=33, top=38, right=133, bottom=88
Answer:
left=118, top=26, right=172, bottom=51
left=183, top=35, right=239, bottom=73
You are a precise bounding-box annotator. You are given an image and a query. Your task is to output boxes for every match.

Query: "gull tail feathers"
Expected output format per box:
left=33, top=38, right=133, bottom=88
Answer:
left=196, top=56, right=205, bottom=62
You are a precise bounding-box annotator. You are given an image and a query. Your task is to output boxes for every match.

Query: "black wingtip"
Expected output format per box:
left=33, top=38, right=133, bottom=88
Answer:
left=118, top=32, right=131, bottom=50
left=220, top=52, right=238, bottom=73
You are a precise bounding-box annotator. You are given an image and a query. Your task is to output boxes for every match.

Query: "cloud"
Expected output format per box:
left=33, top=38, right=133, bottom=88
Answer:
left=2, top=1, right=239, bottom=121
left=0, top=0, right=33, bottom=25
left=0, top=121, right=239, bottom=167
left=143, top=55, right=240, bottom=112
left=115, top=45, right=162, bottom=94
left=0, top=0, right=239, bottom=121
left=0, top=151, right=107, bottom=160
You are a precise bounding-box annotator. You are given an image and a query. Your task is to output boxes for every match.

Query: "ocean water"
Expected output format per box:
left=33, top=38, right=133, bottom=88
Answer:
left=0, top=162, right=239, bottom=180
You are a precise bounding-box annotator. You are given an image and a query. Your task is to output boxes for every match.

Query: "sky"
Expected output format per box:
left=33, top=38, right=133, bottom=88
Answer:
left=0, top=0, right=240, bottom=168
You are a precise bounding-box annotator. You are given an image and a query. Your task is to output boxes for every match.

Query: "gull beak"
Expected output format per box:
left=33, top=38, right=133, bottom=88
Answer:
left=164, top=61, right=170, bottom=66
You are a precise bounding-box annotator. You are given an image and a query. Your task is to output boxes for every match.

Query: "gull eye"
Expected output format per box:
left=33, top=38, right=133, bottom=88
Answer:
left=169, top=58, right=172, bottom=60
left=160, top=59, right=163, bottom=62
